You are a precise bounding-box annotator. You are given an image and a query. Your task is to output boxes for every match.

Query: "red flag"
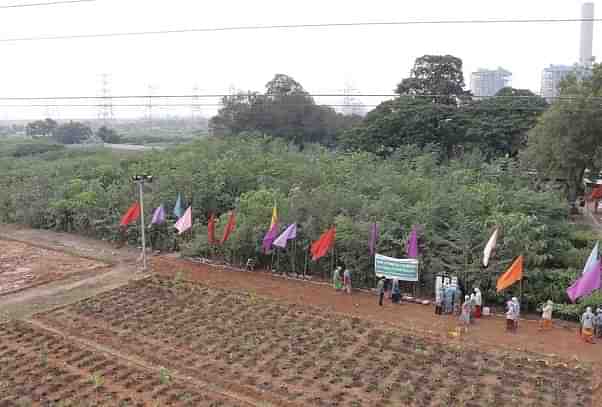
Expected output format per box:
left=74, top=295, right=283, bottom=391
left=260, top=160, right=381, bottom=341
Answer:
left=208, top=213, right=216, bottom=244
left=311, top=227, right=336, bottom=261
left=120, top=202, right=140, bottom=226
left=220, top=211, right=236, bottom=244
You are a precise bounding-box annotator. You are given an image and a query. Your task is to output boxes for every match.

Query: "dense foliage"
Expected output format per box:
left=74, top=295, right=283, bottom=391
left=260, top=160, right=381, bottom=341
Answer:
left=525, top=63, right=602, bottom=207
left=0, top=135, right=594, bottom=314
left=210, top=74, right=361, bottom=147
left=341, top=55, right=548, bottom=160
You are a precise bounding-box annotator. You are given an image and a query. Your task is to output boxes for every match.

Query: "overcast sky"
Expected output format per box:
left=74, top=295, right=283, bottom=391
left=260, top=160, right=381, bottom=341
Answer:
left=0, top=0, right=598, bottom=119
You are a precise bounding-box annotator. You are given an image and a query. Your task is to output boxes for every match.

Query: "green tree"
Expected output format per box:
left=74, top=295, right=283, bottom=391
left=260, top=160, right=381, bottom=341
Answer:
left=97, top=126, right=121, bottom=144
left=339, top=97, right=470, bottom=158
left=395, top=55, right=470, bottom=104
left=464, top=88, right=548, bottom=158
left=25, top=118, right=57, bottom=137
left=52, top=121, right=93, bottom=144
left=210, top=74, right=355, bottom=146
left=524, top=64, right=602, bottom=209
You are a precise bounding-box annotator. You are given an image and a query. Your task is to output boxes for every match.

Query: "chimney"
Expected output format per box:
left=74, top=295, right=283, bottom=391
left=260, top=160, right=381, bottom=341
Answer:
left=580, top=2, right=595, bottom=67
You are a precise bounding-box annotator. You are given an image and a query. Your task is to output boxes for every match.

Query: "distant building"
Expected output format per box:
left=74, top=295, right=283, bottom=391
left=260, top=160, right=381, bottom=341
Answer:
left=540, top=65, right=574, bottom=99
left=541, top=3, right=596, bottom=100
left=540, top=64, right=593, bottom=100
left=470, top=68, right=512, bottom=98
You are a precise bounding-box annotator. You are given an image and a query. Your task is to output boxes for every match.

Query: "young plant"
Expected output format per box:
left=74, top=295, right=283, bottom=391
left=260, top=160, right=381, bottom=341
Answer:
left=159, top=366, right=172, bottom=385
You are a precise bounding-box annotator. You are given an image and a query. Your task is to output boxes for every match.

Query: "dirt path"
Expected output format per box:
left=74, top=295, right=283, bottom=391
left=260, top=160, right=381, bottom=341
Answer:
left=0, top=224, right=143, bottom=320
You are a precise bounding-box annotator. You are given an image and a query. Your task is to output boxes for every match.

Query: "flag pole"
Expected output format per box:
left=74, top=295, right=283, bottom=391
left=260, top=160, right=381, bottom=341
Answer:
left=133, top=174, right=153, bottom=271
left=303, top=241, right=308, bottom=279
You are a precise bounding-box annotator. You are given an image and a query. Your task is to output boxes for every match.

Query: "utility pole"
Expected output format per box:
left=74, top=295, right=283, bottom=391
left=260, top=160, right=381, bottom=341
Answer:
left=132, top=174, right=153, bottom=271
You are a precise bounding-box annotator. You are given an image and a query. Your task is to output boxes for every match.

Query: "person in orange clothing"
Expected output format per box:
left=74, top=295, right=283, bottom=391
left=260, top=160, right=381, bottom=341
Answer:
left=581, top=307, right=595, bottom=343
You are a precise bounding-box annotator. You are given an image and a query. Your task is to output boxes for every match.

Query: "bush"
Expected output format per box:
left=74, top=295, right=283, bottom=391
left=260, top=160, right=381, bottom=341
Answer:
left=12, top=143, right=64, bottom=157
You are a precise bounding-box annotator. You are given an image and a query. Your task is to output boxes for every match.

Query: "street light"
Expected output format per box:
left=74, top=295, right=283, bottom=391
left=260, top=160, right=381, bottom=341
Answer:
left=132, top=174, right=153, bottom=271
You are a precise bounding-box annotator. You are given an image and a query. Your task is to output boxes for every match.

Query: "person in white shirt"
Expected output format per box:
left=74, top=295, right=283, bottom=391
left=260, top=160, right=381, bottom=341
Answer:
left=539, top=300, right=554, bottom=330
left=474, top=288, right=483, bottom=318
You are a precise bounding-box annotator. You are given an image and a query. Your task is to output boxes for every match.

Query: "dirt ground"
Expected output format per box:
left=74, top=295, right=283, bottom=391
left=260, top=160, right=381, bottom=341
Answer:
left=0, top=239, right=107, bottom=296
left=0, top=224, right=598, bottom=405
left=152, top=257, right=602, bottom=366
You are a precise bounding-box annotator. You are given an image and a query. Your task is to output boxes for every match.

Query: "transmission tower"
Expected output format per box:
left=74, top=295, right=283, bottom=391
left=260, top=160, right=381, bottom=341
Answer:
left=191, top=84, right=201, bottom=125
left=98, top=73, right=114, bottom=125
left=146, top=84, right=157, bottom=130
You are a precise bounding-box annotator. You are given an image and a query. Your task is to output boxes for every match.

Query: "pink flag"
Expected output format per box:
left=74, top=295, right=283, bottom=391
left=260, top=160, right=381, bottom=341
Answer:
left=273, top=224, right=297, bottom=249
left=567, top=260, right=601, bottom=303
left=407, top=226, right=418, bottom=258
left=174, top=206, right=192, bottom=235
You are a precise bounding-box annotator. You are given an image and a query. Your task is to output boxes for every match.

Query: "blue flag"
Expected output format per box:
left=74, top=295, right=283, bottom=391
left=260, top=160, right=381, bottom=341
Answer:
left=173, top=193, right=184, bottom=219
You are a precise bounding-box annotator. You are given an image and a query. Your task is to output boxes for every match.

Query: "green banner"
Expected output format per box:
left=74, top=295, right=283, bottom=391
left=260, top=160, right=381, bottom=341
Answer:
left=375, top=254, right=419, bottom=282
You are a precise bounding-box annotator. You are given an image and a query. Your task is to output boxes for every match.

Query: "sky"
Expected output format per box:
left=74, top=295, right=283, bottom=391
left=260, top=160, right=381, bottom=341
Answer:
left=0, top=0, right=598, bottom=119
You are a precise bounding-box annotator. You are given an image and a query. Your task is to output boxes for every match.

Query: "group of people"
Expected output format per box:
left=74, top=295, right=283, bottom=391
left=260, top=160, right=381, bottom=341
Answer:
left=578, top=306, right=602, bottom=343
left=375, top=277, right=401, bottom=306
left=333, top=268, right=602, bottom=344
left=332, top=266, right=352, bottom=294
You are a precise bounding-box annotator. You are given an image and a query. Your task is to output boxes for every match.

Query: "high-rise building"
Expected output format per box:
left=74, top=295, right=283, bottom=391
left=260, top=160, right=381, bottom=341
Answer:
left=540, top=3, right=595, bottom=99
left=540, top=65, right=575, bottom=99
left=470, top=68, right=512, bottom=97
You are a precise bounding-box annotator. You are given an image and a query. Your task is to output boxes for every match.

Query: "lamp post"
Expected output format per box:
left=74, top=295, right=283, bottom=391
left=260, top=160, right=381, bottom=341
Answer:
left=132, top=174, right=153, bottom=271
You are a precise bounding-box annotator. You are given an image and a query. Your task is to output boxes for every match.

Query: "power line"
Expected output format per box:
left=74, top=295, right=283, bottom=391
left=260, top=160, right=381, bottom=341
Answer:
left=0, top=17, right=600, bottom=43
left=0, top=93, right=596, bottom=101
left=0, top=0, right=95, bottom=9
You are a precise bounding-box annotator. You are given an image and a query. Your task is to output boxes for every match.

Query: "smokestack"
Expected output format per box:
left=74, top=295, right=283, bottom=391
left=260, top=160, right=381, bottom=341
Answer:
left=580, top=2, right=595, bottom=67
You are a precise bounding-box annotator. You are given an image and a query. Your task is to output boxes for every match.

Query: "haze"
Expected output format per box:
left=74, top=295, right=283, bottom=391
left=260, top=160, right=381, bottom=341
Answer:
left=0, top=0, right=596, bottom=119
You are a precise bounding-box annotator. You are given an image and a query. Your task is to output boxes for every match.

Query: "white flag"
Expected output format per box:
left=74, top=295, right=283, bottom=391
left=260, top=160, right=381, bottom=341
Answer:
left=483, top=228, right=498, bottom=267
left=174, top=206, right=192, bottom=235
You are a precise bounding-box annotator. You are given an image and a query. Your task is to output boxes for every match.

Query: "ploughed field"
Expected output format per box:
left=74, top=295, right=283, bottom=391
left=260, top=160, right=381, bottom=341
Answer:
left=0, top=239, right=106, bottom=295
left=12, top=276, right=590, bottom=407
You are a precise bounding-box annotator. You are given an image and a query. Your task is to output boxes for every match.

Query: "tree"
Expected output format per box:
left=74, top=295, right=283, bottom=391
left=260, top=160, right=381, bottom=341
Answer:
left=339, top=97, right=471, bottom=158
left=524, top=64, right=602, bottom=209
left=52, top=121, right=93, bottom=144
left=26, top=118, right=57, bottom=137
left=210, top=74, right=354, bottom=146
left=97, top=126, right=121, bottom=144
left=395, top=55, right=470, bottom=104
left=464, top=88, right=548, bottom=158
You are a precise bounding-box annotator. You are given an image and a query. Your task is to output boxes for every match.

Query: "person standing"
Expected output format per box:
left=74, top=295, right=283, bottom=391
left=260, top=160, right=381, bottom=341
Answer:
left=460, top=295, right=471, bottom=331
left=391, top=278, right=401, bottom=304
left=469, top=292, right=476, bottom=322
left=435, top=283, right=444, bottom=315
left=581, top=307, right=595, bottom=343
left=539, top=300, right=554, bottom=330
left=474, top=288, right=483, bottom=318
left=453, top=285, right=462, bottom=316
left=376, top=277, right=385, bottom=306
left=506, top=297, right=519, bottom=332
left=343, top=269, right=352, bottom=294
left=333, top=266, right=343, bottom=291
left=595, top=307, right=602, bottom=338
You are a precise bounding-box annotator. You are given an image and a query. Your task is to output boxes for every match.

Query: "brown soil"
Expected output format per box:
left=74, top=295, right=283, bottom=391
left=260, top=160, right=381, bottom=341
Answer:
left=35, top=274, right=594, bottom=407
left=0, top=239, right=107, bottom=296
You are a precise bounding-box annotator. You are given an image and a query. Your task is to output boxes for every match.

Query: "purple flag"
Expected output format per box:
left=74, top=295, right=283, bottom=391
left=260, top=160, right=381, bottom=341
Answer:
left=273, top=224, right=297, bottom=249
left=150, top=205, right=166, bottom=225
left=407, top=226, right=418, bottom=258
left=567, top=260, right=601, bottom=303
left=368, top=222, right=378, bottom=256
left=262, top=224, right=279, bottom=253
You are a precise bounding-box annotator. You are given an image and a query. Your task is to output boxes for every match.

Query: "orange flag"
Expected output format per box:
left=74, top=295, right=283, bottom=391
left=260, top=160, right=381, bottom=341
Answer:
left=496, top=255, right=524, bottom=292
left=207, top=213, right=216, bottom=244
left=311, top=227, right=336, bottom=261
left=220, top=211, right=236, bottom=244
left=120, top=202, right=140, bottom=226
